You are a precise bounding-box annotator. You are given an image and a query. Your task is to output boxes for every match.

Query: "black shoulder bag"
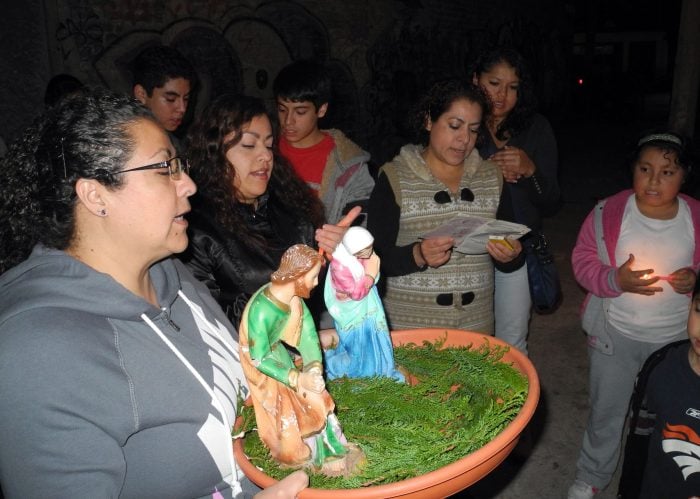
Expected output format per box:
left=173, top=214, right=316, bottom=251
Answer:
left=511, top=185, right=562, bottom=314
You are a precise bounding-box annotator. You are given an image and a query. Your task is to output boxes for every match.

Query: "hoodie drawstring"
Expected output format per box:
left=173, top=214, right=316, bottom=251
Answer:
left=177, top=290, right=240, bottom=362
left=141, top=291, right=242, bottom=495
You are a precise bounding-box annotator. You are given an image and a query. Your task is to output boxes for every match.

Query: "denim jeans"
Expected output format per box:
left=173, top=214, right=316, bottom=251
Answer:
left=494, top=265, right=531, bottom=355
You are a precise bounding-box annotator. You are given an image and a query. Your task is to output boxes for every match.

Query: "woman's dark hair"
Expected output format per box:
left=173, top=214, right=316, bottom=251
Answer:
left=470, top=46, right=537, bottom=141
left=185, top=94, right=324, bottom=249
left=408, top=79, right=489, bottom=147
left=0, top=87, right=154, bottom=272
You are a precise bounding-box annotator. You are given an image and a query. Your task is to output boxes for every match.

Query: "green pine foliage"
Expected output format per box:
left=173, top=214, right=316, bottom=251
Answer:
left=237, top=336, right=528, bottom=489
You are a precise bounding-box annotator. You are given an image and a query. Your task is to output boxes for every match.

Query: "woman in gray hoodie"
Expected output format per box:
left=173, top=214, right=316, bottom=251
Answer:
left=0, top=88, right=307, bottom=498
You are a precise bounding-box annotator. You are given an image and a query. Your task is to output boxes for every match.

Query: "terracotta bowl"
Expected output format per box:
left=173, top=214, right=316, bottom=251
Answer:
left=233, top=328, right=540, bottom=498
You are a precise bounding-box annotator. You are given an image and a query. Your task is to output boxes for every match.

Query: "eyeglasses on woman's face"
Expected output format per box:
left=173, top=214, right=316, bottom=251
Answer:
left=115, top=157, right=190, bottom=180
left=433, top=187, right=474, bottom=204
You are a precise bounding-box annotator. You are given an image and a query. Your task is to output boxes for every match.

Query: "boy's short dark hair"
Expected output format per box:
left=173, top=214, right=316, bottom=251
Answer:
left=273, top=60, right=331, bottom=110
left=131, top=45, right=196, bottom=96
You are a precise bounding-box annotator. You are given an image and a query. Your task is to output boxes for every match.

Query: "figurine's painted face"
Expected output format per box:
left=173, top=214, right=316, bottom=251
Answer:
left=354, top=244, right=374, bottom=259
left=226, top=114, right=274, bottom=204
left=294, top=261, right=322, bottom=298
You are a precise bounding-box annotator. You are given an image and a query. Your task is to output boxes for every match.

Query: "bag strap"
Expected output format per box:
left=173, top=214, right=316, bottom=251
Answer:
left=629, top=339, right=688, bottom=429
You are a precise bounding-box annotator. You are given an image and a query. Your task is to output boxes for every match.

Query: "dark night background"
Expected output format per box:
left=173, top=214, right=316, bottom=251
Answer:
left=0, top=2, right=699, bottom=498
left=0, top=0, right=695, bottom=174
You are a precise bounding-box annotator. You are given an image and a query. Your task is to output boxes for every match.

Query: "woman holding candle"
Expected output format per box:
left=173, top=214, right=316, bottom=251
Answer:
left=568, top=131, right=700, bottom=499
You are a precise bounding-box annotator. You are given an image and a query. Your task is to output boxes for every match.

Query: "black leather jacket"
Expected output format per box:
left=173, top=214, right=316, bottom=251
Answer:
left=180, top=193, right=315, bottom=327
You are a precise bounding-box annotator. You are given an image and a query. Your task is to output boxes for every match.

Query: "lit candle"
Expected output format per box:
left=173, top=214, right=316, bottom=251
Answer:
left=641, top=273, right=671, bottom=281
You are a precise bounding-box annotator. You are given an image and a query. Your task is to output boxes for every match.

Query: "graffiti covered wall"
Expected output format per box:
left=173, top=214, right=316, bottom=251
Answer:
left=1, top=0, right=571, bottom=165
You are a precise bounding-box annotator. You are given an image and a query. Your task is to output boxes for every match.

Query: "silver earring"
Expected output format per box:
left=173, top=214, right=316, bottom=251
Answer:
left=98, top=209, right=107, bottom=217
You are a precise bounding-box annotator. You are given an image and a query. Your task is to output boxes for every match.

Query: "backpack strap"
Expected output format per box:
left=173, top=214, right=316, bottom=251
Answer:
left=629, top=339, right=689, bottom=430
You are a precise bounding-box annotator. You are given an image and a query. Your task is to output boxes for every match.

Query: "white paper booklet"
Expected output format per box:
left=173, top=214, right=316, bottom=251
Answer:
left=421, top=215, right=530, bottom=254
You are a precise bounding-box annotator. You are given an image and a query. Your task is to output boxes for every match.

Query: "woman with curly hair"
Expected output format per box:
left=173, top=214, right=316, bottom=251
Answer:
left=181, top=93, right=328, bottom=327
left=367, top=79, right=522, bottom=333
left=472, top=46, right=561, bottom=355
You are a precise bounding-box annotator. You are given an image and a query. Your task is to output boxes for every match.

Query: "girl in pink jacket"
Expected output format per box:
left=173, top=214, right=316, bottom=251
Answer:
left=568, top=131, right=700, bottom=499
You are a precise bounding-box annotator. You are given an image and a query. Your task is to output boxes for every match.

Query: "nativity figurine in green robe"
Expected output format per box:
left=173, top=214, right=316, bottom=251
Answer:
left=239, top=244, right=364, bottom=476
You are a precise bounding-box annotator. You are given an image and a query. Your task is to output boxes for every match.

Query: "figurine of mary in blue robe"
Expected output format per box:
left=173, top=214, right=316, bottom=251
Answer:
left=323, top=227, right=404, bottom=381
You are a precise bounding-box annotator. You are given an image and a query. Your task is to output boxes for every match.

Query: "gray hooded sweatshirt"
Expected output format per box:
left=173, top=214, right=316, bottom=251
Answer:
left=0, top=246, right=250, bottom=498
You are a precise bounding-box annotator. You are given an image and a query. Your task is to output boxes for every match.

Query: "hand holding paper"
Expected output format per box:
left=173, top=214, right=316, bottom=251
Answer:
left=415, top=237, right=455, bottom=268
left=421, top=215, right=530, bottom=255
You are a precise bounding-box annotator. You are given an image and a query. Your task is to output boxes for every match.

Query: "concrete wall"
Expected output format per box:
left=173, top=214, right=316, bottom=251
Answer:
left=0, top=1, right=52, bottom=142
left=1, top=0, right=572, bottom=164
